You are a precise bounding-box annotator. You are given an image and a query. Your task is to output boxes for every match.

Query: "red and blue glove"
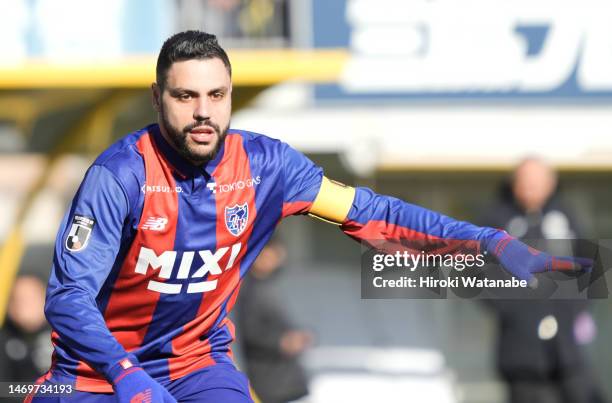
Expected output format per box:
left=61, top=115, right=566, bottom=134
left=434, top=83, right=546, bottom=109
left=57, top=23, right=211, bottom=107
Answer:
left=484, top=231, right=593, bottom=287
left=108, top=356, right=176, bottom=403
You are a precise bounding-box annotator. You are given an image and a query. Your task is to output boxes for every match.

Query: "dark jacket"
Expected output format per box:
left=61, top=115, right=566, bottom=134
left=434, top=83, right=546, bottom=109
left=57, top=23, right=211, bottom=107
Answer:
left=0, top=318, right=52, bottom=382
left=480, top=190, right=590, bottom=379
left=236, top=274, right=308, bottom=403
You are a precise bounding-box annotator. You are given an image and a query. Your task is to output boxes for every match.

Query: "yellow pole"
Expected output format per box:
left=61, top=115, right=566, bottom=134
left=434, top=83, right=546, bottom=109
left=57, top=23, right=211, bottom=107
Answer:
left=249, top=386, right=262, bottom=403
left=0, top=228, right=25, bottom=326
left=0, top=89, right=137, bottom=326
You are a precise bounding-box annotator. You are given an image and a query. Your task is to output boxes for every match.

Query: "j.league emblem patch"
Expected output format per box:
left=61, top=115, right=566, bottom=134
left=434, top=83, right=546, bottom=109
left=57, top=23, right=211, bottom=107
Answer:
left=65, top=215, right=95, bottom=252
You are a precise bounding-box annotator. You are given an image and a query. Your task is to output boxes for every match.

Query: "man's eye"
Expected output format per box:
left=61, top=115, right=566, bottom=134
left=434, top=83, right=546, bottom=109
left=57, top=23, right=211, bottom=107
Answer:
left=178, top=93, right=192, bottom=101
left=211, top=92, right=224, bottom=100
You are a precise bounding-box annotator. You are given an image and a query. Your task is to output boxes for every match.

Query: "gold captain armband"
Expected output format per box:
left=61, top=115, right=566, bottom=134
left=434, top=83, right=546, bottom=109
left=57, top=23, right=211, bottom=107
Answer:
left=308, top=177, right=356, bottom=225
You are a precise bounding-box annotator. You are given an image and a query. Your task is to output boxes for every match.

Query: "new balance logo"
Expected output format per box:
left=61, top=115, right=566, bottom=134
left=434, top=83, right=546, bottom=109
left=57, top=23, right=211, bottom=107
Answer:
left=141, top=217, right=168, bottom=231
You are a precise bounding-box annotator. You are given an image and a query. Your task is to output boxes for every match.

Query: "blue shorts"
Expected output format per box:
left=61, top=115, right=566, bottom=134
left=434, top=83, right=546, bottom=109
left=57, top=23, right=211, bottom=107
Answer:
left=28, top=364, right=253, bottom=403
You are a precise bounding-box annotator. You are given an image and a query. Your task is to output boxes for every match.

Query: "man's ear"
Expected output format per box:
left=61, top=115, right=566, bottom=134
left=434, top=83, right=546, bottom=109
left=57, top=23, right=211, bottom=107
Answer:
left=151, top=83, right=161, bottom=112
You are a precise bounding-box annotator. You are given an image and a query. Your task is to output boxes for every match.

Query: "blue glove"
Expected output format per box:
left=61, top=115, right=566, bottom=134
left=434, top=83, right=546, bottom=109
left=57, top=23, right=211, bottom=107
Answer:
left=108, top=356, right=176, bottom=403
left=484, top=231, right=593, bottom=287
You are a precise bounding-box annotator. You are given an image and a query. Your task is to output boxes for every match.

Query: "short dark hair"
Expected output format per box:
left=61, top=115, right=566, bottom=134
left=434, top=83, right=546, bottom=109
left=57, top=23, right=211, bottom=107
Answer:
left=156, top=30, right=232, bottom=89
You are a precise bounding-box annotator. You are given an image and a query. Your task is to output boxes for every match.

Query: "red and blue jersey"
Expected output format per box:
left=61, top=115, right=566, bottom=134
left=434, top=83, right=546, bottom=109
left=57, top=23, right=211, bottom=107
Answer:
left=45, top=123, right=501, bottom=393
left=45, top=124, right=323, bottom=392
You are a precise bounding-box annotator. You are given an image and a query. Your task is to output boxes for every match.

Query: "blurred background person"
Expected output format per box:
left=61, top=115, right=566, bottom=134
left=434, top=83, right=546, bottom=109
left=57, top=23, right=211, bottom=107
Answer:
left=480, top=157, right=606, bottom=403
left=483, top=157, right=581, bottom=242
left=177, top=0, right=243, bottom=39
left=0, top=274, right=52, bottom=383
left=176, top=0, right=289, bottom=43
left=236, top=238, right=313, bottom=403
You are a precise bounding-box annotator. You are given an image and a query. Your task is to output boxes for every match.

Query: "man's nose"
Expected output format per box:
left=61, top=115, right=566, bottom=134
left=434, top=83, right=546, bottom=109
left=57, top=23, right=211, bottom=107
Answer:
left=194, top=98, right=211, bottom=121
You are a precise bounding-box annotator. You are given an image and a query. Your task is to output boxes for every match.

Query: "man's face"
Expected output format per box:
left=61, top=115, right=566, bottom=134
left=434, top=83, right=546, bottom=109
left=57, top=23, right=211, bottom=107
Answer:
left=153, top=58, right=232, bottom=165
left=512, top=159, right=556, bottom=212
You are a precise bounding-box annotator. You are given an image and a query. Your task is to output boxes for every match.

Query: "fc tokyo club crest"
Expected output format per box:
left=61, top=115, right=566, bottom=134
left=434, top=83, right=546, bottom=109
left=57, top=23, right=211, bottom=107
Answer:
left=225, top=203, right=248, bottom=237
left=65, top=215, right=95, bottom=252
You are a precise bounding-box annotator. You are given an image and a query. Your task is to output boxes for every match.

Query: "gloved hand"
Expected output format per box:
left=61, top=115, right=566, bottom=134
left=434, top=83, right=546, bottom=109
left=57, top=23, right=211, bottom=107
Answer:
left=484, top=231, right=593, bottom=287
left=108, top=356, right=177, bottom=403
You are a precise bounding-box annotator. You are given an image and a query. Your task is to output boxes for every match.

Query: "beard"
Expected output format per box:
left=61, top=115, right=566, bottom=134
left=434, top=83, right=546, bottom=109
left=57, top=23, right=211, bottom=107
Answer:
left=159, top=104, right=229, bottom=165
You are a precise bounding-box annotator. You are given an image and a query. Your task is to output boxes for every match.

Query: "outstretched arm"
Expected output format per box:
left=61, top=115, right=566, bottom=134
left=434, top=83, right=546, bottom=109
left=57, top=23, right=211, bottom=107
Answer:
left=276, top=142, right=590, bottom=285
left=308, top=177, right=592, bottom=285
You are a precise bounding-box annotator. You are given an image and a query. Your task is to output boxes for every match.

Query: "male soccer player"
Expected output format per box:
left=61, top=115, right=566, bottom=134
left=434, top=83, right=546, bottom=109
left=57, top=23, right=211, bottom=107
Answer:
left=31, top=31, right=591, bottom=402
